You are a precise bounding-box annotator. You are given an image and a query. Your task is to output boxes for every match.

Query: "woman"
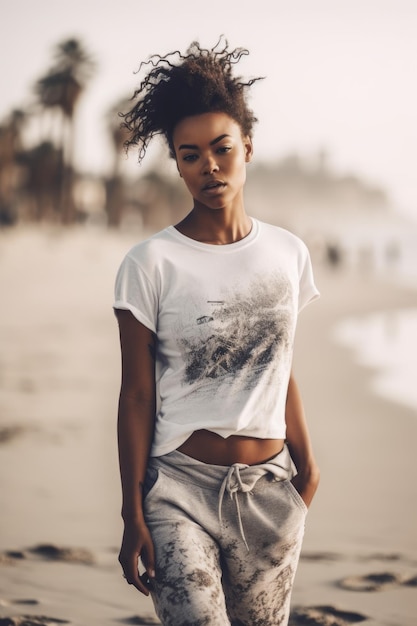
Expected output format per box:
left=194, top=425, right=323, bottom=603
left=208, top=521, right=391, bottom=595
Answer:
left=114, top=39, right=320, bottom=626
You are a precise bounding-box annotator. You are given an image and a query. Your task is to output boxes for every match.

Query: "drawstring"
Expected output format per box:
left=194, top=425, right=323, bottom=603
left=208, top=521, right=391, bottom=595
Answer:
left=151, top=446, right=296, bottom=552
left=217, top=456, right=295, bottom=552
left=218, top=464, right=252, bottom=552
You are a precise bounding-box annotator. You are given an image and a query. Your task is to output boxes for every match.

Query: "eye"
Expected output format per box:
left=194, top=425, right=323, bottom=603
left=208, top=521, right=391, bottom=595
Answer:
left=217, top=146, right=232, bottom=154
left=183, top=153, right=198, bottom=162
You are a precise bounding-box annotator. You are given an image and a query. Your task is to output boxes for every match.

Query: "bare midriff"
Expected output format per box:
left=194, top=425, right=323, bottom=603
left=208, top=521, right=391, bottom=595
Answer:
left=177, top=429, right=285, bottom=466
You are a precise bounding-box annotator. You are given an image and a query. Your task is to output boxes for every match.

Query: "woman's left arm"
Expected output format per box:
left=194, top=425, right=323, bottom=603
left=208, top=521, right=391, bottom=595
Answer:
left=285, top=371, right=320, bottom=508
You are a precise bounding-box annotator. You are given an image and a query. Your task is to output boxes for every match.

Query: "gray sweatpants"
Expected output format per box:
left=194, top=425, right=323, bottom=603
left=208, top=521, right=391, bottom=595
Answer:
left=143, top=444, right=307, bottom=626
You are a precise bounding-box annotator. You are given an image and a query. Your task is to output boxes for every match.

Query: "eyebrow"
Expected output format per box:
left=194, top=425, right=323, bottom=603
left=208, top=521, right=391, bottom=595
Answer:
left=178, top=134, right=232, bottom=151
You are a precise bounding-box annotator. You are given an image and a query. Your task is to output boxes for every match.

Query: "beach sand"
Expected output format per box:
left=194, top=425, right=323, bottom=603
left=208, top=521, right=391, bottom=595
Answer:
left=0, top=226, right=416, bottom=626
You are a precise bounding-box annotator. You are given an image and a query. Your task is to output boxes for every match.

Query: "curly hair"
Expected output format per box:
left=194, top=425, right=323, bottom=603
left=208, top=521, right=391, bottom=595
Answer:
left=121, top=37, right=264, bottom=162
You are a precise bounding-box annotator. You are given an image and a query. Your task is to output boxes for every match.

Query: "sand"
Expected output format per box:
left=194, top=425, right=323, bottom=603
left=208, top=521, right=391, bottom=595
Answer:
left=0, top=225, right=416, bottom=626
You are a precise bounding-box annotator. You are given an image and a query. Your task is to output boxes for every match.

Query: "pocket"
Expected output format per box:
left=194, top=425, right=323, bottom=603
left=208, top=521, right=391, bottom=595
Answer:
left=142, top=467, right=161, bottom=505
left=283, top=479, right=308, bottom=514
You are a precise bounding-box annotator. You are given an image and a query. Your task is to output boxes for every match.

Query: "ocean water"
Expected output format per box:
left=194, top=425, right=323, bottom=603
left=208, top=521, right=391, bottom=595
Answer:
left=333, top=308, right=417, bottom=413
left=331, top=220, right=417, bottom=413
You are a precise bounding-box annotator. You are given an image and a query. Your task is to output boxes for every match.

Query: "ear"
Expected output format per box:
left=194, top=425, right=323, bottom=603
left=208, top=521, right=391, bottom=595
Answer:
left=244, top=137, right=253, bottom=163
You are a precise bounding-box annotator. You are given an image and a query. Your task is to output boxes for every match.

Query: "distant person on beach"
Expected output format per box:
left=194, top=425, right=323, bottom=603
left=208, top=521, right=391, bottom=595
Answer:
left=114, top=38, right=320, bottom=626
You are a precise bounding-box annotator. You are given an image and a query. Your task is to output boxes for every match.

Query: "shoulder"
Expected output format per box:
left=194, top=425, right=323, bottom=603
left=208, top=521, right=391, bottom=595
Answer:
left=256, top=219, right=310, bottom=256
left=121, top=227, right=174, bottom=267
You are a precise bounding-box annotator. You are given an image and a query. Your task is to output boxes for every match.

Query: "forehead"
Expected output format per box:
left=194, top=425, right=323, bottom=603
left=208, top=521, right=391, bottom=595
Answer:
left=172, top=112, right=242, bottom=146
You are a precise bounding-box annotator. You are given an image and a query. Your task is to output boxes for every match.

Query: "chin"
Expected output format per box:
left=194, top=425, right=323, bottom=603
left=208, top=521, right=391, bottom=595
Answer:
left=197, top=200, right=227, bottom=211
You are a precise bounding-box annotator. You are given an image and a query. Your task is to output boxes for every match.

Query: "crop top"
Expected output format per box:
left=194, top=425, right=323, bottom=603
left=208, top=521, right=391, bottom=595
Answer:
left=113, top=217, right=319, bottom=457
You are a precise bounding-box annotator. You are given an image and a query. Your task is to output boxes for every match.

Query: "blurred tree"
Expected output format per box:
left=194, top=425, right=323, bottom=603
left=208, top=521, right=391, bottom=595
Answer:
left=105, top=97, right=131, bottom=227
left=0, top=109, right=27, bottom=225
left=17, top=141, right=62, bottom=221
left=35, top=38, right=95, bottom=223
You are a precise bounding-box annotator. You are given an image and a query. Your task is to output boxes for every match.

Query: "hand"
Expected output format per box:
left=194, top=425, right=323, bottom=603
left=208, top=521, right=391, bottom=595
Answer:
left=119, top=520, right=156, bottom=596
left=291, top=465, right=320, bottom=509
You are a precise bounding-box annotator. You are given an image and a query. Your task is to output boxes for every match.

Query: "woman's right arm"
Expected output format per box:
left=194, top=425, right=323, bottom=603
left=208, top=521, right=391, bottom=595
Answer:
left=116, top=309, right=157, bottom=595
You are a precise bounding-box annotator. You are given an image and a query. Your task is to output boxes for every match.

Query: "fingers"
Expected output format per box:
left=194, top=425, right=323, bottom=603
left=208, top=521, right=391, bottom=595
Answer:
left=119, top=523, right=156, bottom=596
left=141, top=538, right=156, bottom=581
left=119, top=543, right=156, bottom=595
left=129, top=571, right=152, bottom=596
left=122, top=569, right=151, bottom=596
left=119, top=548, right=149, bottom=596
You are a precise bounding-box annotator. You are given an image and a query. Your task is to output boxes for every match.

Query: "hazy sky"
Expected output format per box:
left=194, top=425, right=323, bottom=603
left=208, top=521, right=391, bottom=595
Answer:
left=1, top=0, right=416, bottom=218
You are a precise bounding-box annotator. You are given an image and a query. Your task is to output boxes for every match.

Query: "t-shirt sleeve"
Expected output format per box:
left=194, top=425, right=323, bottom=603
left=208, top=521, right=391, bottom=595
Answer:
left=113, top=253, right=158, bottom=333
left=298, top=242, right=320, bottom=313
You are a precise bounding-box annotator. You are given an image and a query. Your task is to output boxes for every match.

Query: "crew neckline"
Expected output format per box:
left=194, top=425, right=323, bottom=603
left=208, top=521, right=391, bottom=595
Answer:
left=166, top=218, right=259, bottom=252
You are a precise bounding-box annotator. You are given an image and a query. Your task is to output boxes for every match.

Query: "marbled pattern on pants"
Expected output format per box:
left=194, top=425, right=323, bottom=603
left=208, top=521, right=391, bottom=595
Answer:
left=144, top=449, right=306, bottom=626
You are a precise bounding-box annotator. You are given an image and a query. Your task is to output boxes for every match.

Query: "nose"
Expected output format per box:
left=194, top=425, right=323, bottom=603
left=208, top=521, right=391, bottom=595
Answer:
left=202, top=154, right=219, bottom=175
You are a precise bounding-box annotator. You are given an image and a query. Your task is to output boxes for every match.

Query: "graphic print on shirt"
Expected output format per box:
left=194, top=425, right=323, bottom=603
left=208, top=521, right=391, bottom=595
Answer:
left=177, top=272, right=294, bottom=395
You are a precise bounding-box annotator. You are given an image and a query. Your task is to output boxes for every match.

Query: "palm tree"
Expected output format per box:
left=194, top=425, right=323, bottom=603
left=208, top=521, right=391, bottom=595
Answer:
left=35, top=38, right=95, bottom=223
left=0, top=109, right=27, bottom=225
left=19, top=141, right=62, bottom=221
left=105, top=96, right=132, bottom=227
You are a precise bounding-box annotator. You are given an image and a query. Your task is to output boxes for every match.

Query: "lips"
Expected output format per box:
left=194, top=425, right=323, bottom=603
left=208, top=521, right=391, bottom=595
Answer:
left=202, top=180, right=226, bottom=192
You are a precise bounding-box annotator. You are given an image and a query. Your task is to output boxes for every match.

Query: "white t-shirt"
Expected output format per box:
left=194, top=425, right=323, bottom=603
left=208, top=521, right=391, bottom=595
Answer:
left=114, top=218, right=319, bottom=456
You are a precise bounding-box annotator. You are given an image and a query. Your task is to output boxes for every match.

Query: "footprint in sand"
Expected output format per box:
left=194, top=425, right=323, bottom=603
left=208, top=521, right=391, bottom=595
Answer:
left=338, top=571, right=417, bottom=592
left=4, top=552, right=26, bottom=560
left=359, top=552, right=403, bottom=562
left=0, top=426, right=28, bottom=444
left=289, top=605, right=367, bottom=625
left=1, top=545, right=95, bottom=566
left=119, top=617, right=161, bottom=625
left=27, top=544, right=95, bottom=565
left=0, top=617, right=69, bottom=625
left=300, top=551, right=342, bottom=562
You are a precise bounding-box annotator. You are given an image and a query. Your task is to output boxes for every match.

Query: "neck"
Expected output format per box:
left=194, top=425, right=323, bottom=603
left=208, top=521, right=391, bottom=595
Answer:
left=175, top=204, right=252, bottom=245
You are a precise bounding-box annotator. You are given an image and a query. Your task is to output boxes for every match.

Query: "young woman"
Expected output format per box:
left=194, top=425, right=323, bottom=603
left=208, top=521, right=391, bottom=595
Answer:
left=114, top=39, right=320, bottom=626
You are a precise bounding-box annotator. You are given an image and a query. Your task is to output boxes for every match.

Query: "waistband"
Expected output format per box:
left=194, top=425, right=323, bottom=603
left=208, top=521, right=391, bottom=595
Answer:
left=148, top=444, right=296, bottom=551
